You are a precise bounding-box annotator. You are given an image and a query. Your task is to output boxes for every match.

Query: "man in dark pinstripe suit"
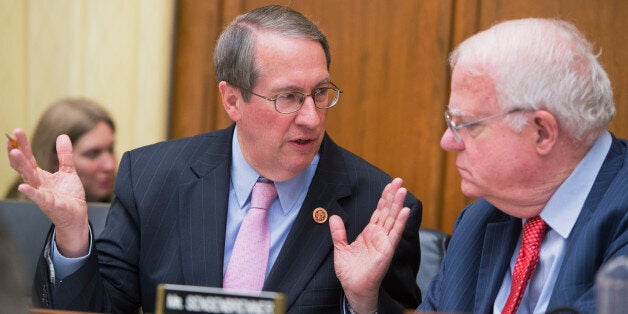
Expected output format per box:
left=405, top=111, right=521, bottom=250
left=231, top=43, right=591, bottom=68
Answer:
left=353, top=18, right=628, bottom=314
left=7, top=5, right=422, bottom=314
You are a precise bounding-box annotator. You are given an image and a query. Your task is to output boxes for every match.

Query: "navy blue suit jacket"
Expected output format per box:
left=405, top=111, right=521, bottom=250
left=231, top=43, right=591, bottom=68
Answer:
left=34, top=125, right=422, bottom=313
left=419, top=135, right=628, bottom=313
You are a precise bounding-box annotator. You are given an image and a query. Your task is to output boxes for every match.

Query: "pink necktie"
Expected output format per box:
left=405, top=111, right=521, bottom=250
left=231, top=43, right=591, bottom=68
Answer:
left=502, top=216, right=548, bottom=314
left=223, top=179, right=277, bottom=291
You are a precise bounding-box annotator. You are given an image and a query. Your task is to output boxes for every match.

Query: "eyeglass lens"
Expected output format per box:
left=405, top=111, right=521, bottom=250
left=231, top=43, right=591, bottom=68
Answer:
left=444, top=111, right=463, bottom=142
left=275, top=88, right=339, bottom=113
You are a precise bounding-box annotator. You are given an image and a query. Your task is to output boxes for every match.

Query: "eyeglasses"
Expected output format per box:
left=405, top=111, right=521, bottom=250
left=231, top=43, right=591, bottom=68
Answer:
left=249, top=82, right=343, bottom=114
left=444, top=108, right=525, bottom=143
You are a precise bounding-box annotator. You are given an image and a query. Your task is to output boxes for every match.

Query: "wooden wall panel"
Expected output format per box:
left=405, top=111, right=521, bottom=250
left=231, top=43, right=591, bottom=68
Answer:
left=170, top=0, right=222, bottom=138
left=171, top=0, right=628, bottom=233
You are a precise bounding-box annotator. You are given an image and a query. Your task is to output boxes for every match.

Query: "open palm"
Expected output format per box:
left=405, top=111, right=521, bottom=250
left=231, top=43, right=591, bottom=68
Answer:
left=330, top=178, right=410, bottom=313
left=7, top=129, right=89, bottom=255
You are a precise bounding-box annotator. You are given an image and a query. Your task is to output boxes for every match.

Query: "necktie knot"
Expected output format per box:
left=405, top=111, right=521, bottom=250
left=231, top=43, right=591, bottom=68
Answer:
left=250, top=180, right=277, bottom=211
left=521, top=216, right=547, bottom=246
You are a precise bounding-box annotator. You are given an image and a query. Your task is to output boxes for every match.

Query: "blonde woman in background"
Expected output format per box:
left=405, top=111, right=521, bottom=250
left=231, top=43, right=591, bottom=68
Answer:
left=6, top=98, right=116, bottom=203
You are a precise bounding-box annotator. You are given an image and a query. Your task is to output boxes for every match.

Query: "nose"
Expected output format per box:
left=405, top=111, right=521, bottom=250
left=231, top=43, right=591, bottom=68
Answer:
left=440, top=128, right=464, bottom=151
left=294, top=96, right=323, bottom=127
left=101, top=152, right=117, bottom=172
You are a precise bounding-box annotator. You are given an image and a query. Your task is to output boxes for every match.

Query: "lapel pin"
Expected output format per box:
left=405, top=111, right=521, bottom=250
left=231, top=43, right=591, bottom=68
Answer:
left=313, top=207, right=328, bottom=224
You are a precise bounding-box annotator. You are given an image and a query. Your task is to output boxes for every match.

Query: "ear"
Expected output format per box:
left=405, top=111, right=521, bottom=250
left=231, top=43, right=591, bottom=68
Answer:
left=532, top=110, right=558, bottom=156
left=219, top=81, right=242, bottom=122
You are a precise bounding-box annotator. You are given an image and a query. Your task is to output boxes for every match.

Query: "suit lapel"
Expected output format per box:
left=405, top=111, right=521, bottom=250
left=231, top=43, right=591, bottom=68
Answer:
left=475, top=214, right=520, bottom=313
left=179, top=126, right=234, bottom=287
left=264, top=134, right=351, bottom=309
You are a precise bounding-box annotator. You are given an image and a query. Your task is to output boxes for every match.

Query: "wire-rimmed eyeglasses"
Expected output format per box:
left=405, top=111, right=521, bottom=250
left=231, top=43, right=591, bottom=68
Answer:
left=444, top=108, right=526, bottom=143
left=249, top=82, right=343, bottom=114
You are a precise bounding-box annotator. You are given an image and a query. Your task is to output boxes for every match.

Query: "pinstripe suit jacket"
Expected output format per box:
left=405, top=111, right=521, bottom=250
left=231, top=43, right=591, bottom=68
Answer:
left=34, top=125, right=422, bottom=313
left=419, top=135, right=628, bottom=314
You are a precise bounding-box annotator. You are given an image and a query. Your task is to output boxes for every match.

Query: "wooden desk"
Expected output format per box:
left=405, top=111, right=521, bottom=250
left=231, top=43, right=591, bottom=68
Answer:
left=31, top=308, right=106, bottom=314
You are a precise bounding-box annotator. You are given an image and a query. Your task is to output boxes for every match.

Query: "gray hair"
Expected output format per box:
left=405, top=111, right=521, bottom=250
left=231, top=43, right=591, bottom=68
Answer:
left=213, top=5, right=331, bottom=101
left=449, top=18, right=615, bottom=144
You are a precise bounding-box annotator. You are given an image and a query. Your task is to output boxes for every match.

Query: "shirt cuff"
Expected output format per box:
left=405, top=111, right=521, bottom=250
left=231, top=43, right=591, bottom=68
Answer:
left=51, top=226, right=93, bottom=280
left=343, top=295, right=377, bottom=314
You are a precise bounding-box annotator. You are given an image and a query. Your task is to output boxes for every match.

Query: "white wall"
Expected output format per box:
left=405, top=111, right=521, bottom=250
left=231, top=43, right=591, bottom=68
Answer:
left=0, top=0, right=175, bottom=197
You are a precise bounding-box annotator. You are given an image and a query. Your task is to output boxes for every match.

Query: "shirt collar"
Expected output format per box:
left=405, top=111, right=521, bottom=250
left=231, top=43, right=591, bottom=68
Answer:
left=231, top=126, right=320, bottom=215
left=540, top=131, right=612, bottom=238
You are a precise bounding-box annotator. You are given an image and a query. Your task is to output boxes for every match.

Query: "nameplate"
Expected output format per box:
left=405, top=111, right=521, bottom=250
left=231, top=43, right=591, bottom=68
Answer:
left=154, top=284, right=285, bottom=314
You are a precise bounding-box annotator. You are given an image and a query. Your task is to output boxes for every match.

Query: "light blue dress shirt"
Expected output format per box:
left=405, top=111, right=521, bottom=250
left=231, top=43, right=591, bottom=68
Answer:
left=223, top=127, right=319, bottom=277
left=493, top=131, right=612, bottom=314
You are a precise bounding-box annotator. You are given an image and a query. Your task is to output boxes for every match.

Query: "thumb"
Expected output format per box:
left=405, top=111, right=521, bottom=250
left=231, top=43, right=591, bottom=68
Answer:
left=329, top=215, right=348, bottom=246
left=56, top=134, right=76, bottom=173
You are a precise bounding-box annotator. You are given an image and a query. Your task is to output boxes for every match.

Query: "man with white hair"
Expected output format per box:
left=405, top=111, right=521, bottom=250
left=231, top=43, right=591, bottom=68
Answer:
left=341, top=18, right=627, bottom=314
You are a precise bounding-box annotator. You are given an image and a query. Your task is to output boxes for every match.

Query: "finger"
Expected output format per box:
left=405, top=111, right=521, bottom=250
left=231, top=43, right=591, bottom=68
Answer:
left=373, top=178, right=403, bottom=225
left=7, top=130, right=21, bottom=163
left=13, top=128, right=38, bottom=168
left=329, top=215, right=348, bottom=247
left=371, top=190, right=388, bottom=224
left=383, top=187, right=407, bottom=232
left=56, top=134, right=76, bottom=173
left=387, top=207, right=411, bottom=246
left=387, top=178, right=403, bottom=197
left=17, top=183, right=48, bottom=206
left=8, top=148, right=42, bottom=188
left=7, top=143, right=21, bottom=169
left=19, top=180, right=63, bottom=215
left=379, top=178, right=404, bottom=228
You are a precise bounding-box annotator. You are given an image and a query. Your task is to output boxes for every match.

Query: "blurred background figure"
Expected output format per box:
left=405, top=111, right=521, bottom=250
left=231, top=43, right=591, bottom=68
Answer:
left=0, top=215, right=29, bottom=313
left=5, top=97, right=117, bottom=203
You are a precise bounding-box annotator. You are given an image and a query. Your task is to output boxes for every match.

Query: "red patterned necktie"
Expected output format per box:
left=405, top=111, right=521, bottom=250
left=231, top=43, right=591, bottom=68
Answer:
left=502, top=216, right=548, bottom=314
left=223, top=179, right=277, bottom=291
